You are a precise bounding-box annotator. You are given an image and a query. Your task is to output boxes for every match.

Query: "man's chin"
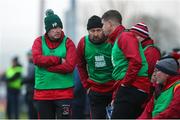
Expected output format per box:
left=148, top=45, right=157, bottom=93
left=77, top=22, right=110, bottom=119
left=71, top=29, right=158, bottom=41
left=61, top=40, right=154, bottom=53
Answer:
left=92, top=40, right=104, bottom=44
left=54, top=36, right=61, bottom=40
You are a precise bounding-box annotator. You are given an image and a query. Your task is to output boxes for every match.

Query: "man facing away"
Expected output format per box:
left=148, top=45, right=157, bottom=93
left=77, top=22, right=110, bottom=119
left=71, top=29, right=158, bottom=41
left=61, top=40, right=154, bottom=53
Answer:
left=101, top=10, right=151, bottom=118
left=130, top=22, right=161, bottom=78
left=32, top=9, right=77, bottom=119
left=77, top=15, right=115, bottom=119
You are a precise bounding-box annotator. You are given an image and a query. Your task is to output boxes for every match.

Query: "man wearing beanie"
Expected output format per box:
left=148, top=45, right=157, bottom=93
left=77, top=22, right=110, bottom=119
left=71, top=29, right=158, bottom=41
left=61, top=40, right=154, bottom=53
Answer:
left=139, top=56, right=180, bottom=119
left=130, top=23, right=161, bottom=110
left=130, top=22, right=161, bottom=77
left=102, top=10, right=150, bottom=119
left=77, top=15, right=115, bottom=118
left=32, top=9, right=77, bottom=119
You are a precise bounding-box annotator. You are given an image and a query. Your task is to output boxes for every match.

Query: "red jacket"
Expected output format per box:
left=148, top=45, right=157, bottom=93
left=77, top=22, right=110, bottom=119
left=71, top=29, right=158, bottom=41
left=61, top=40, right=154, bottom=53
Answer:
left=111, top=26, right=151, bottom=94
left=141, top=39, right=161, bottom=76
left=139, top=75, right=180, bottom=119
left=32, top=31, right=77, bottom=100
left=77, top=36, right=115, bottom=93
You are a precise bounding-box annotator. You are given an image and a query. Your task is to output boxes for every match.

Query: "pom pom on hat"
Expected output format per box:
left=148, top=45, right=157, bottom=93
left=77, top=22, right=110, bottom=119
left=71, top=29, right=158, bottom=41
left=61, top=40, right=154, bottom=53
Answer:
left=45, top=9, right=54, bottom=16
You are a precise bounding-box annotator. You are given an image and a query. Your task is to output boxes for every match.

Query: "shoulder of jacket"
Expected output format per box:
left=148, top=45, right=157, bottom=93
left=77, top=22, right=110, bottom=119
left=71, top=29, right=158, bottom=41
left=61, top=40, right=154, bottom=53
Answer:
left=174, top=82, right=180, bottom=93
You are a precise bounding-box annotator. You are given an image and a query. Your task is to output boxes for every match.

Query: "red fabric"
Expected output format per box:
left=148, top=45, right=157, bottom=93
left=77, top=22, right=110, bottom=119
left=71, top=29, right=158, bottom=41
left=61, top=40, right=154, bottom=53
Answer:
left=87, top=79, right=115, bottom=93
left=47, top=39, right=77, bottom=73
left=138, top=76, right=180, bottom=119
left=116, top=31, right=151, bottom=93
left=171, top=51, right=180, bottom=60
left=77, top=37, right=115, bottom=93
left=107, top=25, right=125, bottom=45
left=32, top=31, right=77, bottom=100
left=118, top=32, right=142, bottom=85
left=141, top=39, right=161, bottom=76
left=163, top=75, right=180, bottom=90
left=33, top=88, right=74, bottom=100
left=77, top=37, right=90, bottom=89
left=32, top=33, right=63, bottom=68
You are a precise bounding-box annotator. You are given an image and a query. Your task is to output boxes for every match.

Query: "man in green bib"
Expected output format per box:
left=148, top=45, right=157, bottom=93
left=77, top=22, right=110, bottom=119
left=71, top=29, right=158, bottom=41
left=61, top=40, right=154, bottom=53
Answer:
left=139, top=56, right=180, bottom=119
left=77, top=15, right=115, bottom=118
left=102, top=10, right=151, bottom=119
left=32, top=9, right=77, bottom=119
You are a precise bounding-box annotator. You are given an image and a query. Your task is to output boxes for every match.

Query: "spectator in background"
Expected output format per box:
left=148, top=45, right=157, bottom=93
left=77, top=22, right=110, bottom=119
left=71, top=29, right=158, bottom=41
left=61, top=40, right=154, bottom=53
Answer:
left=5, top=56, right=23, bottom=119
left=22, top=50, right=37, bottom=119
left=139, top=56, right=180, bottom=119
left=32, top=9, right=77, bottom=119
left=171, top=48, right=180, bottom=64
left=77, top=15, right=114, bottom=119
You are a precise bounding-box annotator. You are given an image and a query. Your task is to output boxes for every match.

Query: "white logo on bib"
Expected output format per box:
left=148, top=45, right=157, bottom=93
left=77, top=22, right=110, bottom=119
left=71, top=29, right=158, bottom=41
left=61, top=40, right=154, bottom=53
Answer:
left=95, top=56, right=106, bottom=67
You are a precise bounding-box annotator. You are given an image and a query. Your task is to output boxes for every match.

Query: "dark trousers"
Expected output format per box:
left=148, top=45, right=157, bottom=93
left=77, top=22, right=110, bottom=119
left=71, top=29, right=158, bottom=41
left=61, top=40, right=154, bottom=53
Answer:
left=72, top=93, right=90, bottom=119
left=88, top=90, right=112, bottom=119
left=112, top=86, right=148, bottom=119
left=34, top=99, right=72, bottom=119
left=25, top=91, right=37, bottom=119
left=6, top=88, right=20, bottom=119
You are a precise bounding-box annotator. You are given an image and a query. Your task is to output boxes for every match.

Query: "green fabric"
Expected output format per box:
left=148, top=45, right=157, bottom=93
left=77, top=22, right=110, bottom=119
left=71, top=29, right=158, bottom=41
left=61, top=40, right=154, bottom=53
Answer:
left=6, top=66, right=23, bottom=89
left=152, top=81, right=180, bottom=117
left=112, top=39, right=148, bottom=80
left=35, top=35, right=74, bottom=90
left=84, top=35, right=113, bottom=83
left=143, top=44, right=161, bottom=78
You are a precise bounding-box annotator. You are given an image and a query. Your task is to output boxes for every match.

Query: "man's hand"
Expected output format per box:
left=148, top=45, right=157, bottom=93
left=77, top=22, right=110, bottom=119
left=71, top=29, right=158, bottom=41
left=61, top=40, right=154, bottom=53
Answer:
left=86, top=88, right=90, bottom=94
left=61, top=58, right=65, bottom=64
left=111, top=100, right=114, bottom=106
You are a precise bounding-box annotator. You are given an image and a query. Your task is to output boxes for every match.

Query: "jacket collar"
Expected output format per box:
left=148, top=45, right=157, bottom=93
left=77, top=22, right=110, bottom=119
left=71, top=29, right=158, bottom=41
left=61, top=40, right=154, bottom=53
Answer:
left=141, top=38, right=154, bottom=48
left=163, top=74, right=180, bottom=90
left=108, top=25, right=125, bottom=44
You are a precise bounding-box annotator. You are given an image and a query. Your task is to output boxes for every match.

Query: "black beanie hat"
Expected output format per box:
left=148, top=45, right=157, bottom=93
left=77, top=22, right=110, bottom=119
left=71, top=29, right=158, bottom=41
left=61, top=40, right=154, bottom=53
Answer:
left=87, top=15, right=103, bottom=30
left=155, top=57, right=180, bottom=75
left=44, top=9, right=63, bottom=32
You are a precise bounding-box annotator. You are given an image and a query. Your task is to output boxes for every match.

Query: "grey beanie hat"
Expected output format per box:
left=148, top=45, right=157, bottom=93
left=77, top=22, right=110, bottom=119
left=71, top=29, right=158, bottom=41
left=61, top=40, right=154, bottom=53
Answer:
left=155, top=57, right=179, bottom=75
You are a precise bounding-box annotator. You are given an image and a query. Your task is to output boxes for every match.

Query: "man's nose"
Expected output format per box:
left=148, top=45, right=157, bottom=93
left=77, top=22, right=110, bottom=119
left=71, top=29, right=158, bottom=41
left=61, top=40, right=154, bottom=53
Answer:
left=94, top=31, right=98, bottom=36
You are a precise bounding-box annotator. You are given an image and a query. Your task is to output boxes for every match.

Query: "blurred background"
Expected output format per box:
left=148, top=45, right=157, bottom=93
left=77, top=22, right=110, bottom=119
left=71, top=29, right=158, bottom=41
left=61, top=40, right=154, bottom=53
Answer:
left=0, top=0, right=180, bottom=118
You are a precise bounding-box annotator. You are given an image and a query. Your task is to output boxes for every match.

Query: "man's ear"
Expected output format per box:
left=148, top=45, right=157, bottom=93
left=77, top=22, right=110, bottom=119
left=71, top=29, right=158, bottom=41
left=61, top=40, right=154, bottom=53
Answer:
left=108, top=20, right=113, bottom=27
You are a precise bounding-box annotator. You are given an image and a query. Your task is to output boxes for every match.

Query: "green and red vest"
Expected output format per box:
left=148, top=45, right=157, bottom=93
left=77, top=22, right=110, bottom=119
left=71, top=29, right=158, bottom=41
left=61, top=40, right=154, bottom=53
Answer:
left=6, top=66, right=23, bottom=89
left=84, top=35, right=113, bottom=83
left=35, top=36, right=74, bottom=90
left=152, top=81, right=180, bottom=117
left=112, top=39, right=148, bottom=80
